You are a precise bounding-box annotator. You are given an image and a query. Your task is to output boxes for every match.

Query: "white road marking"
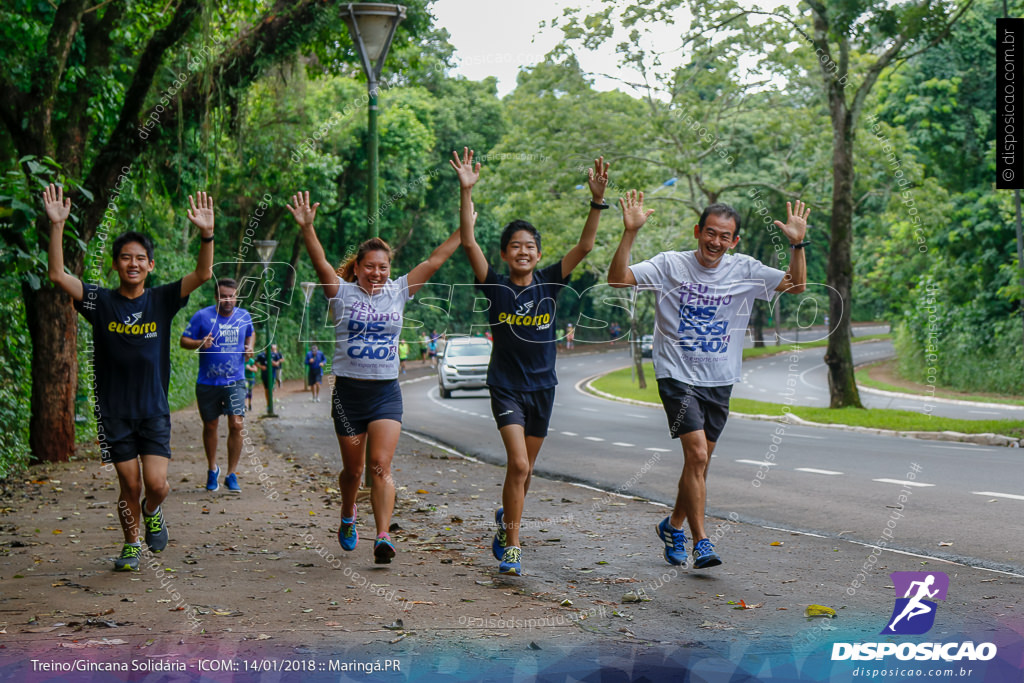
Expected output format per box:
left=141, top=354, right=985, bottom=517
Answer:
left=584, top=436, right=605, bottom=442
left=788, top=434, right=826, bottom=440
left=873, top=478, right=935, bottom=488
left=968, top=410, right=1002, bottom=415
left=925, top=444, right=995, bottom=452
left=561, top=431, right=578, bottom=437
left=795, top=467, right=843, bottom=475
left=972, top=491, right=1024, bottom=501
left=580, top=407, right=599, bottom=412
left=612, top=442, right=635, bottom=447
left=736, top=459, right=777, bottom=467
left=626, top=413, right=650, bottom=419
left=646, top=447, right=672, bottom=452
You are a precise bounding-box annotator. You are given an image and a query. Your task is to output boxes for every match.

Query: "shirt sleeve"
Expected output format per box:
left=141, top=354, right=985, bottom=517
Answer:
left=748, top=258, right=786, bottom=301
left=393, top=273, right=413, bottom=306
left=628, top=252, right=668, bottom=289
left=475, top=264, right=499, bottom=291
left=181, top=310, right=204, bottom=339
left=538, top=261, right=569, bottom=286
left=243, top=311, right=255, bottom=339
left=157, top=279, right=189, bottom=316
left=73, top=284, right=101, bottom=324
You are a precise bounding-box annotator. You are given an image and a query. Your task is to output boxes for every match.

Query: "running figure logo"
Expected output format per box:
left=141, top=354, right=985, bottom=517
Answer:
left=882, top=571, right=949, bottom=635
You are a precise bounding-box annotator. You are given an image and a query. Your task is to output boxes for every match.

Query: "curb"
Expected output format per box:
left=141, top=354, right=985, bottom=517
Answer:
left=855, top=383, right=1024, bottom=412
left=579, top=371, right=1023, bottom=448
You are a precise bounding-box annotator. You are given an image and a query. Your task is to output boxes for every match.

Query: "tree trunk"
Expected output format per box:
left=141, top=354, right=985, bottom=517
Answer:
left=824, top=113, right=864, bottom=409
left=23, top=283, right=79, bottom=462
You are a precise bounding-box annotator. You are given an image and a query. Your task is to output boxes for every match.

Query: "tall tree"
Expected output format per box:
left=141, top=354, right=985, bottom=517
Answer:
left=0, top=0, right=430, bottom=461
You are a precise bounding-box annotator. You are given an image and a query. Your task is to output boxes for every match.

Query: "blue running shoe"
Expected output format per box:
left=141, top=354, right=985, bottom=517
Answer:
left=374, top=533, right=396, bottom=564
left=338, top=506, right=357, bottom=551
left=224, top=472, right=241, bottom=492
left=692, top=538, right=722, bottom=569
left=492, top=507, right=507, bottom=561
left=206, top=465, right=220, bottom=492
left=656, top=517, right=688, bottom=566
left=499, top=546, right=522, bottom=576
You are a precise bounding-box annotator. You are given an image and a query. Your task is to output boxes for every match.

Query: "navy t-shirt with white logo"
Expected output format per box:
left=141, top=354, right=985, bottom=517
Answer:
left=75, top=281, right=190, bottom=419
left=477, top=262, right=569, bottom=391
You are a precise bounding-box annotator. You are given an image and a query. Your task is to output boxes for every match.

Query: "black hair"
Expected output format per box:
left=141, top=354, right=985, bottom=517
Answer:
left=500, top=220, right=542, bottom=253
left=698, top=203, right=742, bottom=237
left=216, top=277, right=238, bottom=291
left=112, top=231, right=155, bottom=261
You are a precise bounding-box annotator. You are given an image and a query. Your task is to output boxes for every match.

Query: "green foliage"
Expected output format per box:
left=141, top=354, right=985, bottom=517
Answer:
left=0, top=285, right=31, bottom=477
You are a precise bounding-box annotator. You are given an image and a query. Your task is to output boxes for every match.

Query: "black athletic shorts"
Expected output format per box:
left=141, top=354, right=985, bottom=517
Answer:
left=97, top=414, right=173, bottom=464
left=195, top=382, right=247, bottom=423
left=489, top=385, right=556, bottom=438
left=331, top=376, right=403, bottom=436
left=308, top=369, right=323, bottom=386
left=656, top=378, right=732, bottom=442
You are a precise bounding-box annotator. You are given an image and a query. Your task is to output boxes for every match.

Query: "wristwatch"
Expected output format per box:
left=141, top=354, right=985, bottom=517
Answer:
left=590, top=200, right=610, bottom=210
left=790, top=240, right=810, bottom=249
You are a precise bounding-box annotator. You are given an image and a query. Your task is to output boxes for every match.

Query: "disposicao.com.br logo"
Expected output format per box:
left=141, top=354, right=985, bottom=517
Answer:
left=831, top=571, right=998, bottom=662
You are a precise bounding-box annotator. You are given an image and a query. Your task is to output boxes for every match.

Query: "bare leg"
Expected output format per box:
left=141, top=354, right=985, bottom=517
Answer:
left=499, top=425, right=545, bottom=548
left=669, top=432, right=717, bottom=541
left=113, top=459, right=144, bottom=543
left=366, top=419, right=401, bottom=536
left=202, top=417, right=219, bottom=471
left=336, top=432, right=367, bottom=524
left=226, top=415, right=243, bottom=474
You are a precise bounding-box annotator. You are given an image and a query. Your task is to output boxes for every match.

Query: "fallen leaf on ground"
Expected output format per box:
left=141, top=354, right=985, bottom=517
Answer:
left=804, top=604, right=836, bottom=618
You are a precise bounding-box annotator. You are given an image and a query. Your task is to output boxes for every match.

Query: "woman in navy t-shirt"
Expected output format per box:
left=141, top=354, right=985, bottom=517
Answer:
left=287, top=191, right=460, bottom=564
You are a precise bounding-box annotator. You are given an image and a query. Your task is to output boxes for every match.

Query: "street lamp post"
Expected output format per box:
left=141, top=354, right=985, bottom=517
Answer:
left=300, top=281, right=317, bottom=391
left=342, top=3, right=406, bottom=237
left=254, top=240, right=279, bottom=418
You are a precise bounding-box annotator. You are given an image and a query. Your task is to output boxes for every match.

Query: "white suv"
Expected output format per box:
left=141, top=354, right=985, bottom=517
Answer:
left=437, top=336, right=492, bottom=398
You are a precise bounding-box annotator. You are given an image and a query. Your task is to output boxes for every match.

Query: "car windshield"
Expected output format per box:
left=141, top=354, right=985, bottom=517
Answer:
left=447, top=343, right=491, bottom=358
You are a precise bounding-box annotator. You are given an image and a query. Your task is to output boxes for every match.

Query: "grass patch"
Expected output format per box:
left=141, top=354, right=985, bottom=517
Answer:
left=740, top=332, right=891, bottom=360
left=856, top=361, right=1024, bottom=407
left=591, top=363, right=1024, bottom=438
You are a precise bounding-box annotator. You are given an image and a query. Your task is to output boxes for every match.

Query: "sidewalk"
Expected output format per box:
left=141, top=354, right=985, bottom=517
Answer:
left=0, top=377, right=1021, bottom=681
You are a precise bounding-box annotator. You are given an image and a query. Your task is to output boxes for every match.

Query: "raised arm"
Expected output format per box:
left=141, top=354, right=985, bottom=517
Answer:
left=561, top=156, right=609, bottom=278
left=180, top=191, right=215, bottom=297
left=44, top=184, right=83, bottom=301
left=450, top=148, right=488, bottom=283
left=608, top=190, right=654, bottom=288
left=774, top=200, right=810, bottom=295
left=406, top=227, right=462, bottom=296
left=287, top=191, right=339, bottom=299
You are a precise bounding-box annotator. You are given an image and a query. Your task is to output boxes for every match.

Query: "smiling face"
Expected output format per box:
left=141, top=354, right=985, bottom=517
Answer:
left=113, top=241, right=154, bottom=287
left=355, top=249, right=391, bottom=294
left=693, top=213, right=740, bottom=268
left=500, top=230, right=541, bottom=277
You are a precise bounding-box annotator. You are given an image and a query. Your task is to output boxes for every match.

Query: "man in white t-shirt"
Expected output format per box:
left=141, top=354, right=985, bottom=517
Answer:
left=608, top=190, right=810, bottom=569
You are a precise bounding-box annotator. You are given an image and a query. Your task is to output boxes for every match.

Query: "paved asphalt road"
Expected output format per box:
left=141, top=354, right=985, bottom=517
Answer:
left=402, top=346, right=1024, bottom=576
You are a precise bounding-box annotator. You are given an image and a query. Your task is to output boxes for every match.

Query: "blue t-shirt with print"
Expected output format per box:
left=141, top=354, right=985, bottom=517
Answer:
left=182, top=306, right=255, bottom=386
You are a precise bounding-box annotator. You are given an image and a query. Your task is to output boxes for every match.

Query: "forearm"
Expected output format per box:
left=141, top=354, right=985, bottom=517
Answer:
left=301, top=224, right=337, bottom=285
left=180, top=337, right=205, bottom=350
left=459, top=187, right=477, bottom=248
left=47, top=223, right=66, bottom=281
left=783, top=245, right=807, bottom=294
left=608, top=230, right=638, bottom=287
left=194, top=239, right=214, bottom=282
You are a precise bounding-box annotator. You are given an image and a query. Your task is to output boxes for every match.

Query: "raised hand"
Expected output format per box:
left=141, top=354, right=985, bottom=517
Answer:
left=587, top=156, right=610, bottom=200
left=775, top=200, right=810, bottom=244
left=43, top=183, right=71, bottom=225
left=620, top=189, right=654, bottom=232
left=286, top=191, right=320, bottom=229
left=187, top=191, right=215, bottom=236
left=449, top=147, right=481, bottom=189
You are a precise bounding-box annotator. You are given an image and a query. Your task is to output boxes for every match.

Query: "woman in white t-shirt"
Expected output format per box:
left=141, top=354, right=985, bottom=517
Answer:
left=288, top=191, right=461, bottom=564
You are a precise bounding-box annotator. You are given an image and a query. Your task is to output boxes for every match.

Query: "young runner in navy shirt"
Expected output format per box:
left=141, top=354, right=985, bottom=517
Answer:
left=45, top=184, right=215, bottom=571
left=451, top=148, right=610, bottom=576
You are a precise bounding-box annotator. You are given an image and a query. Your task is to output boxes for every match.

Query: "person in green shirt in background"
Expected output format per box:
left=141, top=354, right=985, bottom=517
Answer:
left=244, top=355, right=257, bottom=411
left=399, top=340, right=410, bottom=374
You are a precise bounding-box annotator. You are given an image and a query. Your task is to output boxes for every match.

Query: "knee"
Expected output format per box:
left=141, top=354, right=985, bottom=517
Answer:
left=507, top=460, right=530, bottom=482
left=144, top=476, right=169, bottom=496
left=339, top=466, right=362, bottom=482
left=203, top=420, right=218, bottom=434
left=227, top=416, right=244, bottom=432
left=120, top=480, right=143, bottom=501
left=368, top=458, right=392, bottom=481
left=683, top=446, right=710, bottom=469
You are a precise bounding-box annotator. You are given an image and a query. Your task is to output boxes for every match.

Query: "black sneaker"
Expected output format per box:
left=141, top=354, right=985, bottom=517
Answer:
left=142, top=500, right=168, bottom=553
left=114, top=543, right=141, bottom=571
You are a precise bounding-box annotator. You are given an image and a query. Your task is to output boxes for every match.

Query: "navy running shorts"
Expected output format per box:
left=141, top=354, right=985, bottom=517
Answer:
left=656, top=378, right=732, bottom=442
left=489, top=385, right=556, bottom=438
left=331, top=376, right=403, bottom=436
left=195, top=382, right=247, bottom=423
left=97, top=414, right=173, bottom=464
